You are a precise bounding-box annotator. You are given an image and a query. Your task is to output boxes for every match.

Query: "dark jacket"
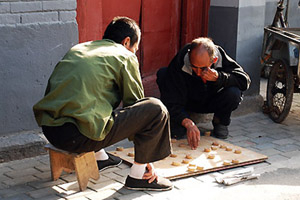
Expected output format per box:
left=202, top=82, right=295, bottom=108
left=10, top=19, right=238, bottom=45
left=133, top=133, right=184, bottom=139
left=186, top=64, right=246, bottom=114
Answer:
left=157, top=44, right=251, bottom=125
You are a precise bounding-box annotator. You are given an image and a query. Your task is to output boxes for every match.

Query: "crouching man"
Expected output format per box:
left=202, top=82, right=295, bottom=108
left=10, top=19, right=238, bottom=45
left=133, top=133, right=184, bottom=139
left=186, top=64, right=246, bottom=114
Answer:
left=157, top=37, right=250, bottom=149
left=33, top=16, right=173, bottom=191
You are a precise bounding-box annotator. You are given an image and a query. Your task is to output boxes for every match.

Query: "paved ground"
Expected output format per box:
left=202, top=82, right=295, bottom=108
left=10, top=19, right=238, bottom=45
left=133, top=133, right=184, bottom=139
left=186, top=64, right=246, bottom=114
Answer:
left=1, top=78, right=300, bottom=200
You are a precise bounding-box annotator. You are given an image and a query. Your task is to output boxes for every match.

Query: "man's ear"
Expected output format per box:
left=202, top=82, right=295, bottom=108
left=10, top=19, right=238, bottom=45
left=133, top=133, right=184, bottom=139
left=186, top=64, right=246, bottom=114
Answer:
left=121, top=37, right=131, bottom=49
left=213, top=57, right=218, bottom=64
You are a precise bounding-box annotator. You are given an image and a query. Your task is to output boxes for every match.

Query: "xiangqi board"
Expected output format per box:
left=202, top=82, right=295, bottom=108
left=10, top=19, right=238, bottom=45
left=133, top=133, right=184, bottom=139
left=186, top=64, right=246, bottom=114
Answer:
left=109, top=136, right=268, bottom=180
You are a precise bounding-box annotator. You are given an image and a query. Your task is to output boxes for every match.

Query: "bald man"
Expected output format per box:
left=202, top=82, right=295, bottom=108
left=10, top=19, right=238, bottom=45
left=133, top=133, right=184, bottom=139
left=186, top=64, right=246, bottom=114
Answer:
left=157, top=37, right=250, bottom=149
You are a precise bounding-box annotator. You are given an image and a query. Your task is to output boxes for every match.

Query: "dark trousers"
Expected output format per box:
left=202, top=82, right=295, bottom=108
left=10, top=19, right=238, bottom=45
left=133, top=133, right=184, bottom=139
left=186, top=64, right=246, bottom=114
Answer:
left=169, top=87, right=242, bottom=137
left=42, top=97, right=171, bottom=164
left=185, top=86, right=243, bottom=125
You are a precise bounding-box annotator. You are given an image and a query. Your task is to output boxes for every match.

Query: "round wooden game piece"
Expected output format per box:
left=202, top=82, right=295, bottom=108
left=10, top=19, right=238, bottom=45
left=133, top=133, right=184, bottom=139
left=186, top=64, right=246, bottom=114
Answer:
left=226, top=147, right=232, bottom=151
left=204, top=148, right=211, bottom=152
left=197, top=166, right=204, bottom=171
left=234, top=149, right=242, bottom=154
left=171, top=138, right=177, bottom=143
left=189, top=164, right=196, bottom=167
left=187, top=167, right=196, bottom=172
left=211, top=146, right=218, bottom=151
left=220, top=145, right=227, bottom=149
left=232, top=159, right=239, bottom=164
left=172, top=161, right=180, bottom=166
left=170, top=154, right=177, bottom=158
left=207, top=154, right=215, bottom=159
left=204, top=131, right=211, bottom=136
left=127, top=152, right=134, bottom=157
left=212, top=141, right=219, bottom=146
left=185, top=154, right=193, bottom=159
left=116, top=147, right=124, bottom=151
left=179, top=143, right=186, bottom=147
left=223, top=160, right=231, bottom=166
left=182, top=159, right=189, bottom=164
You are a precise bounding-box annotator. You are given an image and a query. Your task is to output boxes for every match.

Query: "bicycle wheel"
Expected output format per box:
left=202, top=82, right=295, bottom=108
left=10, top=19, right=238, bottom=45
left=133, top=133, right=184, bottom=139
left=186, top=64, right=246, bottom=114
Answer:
left=267, top=59, right=294, bottom=123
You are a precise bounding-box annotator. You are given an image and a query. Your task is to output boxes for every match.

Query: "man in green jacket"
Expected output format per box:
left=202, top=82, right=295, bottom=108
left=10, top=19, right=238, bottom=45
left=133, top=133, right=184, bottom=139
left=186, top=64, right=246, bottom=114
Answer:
left=33, top=16, right=172, bottom=191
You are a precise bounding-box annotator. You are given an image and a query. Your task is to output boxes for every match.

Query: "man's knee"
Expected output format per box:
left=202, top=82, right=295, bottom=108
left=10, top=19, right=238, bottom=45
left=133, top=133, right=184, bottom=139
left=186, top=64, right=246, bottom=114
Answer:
left=145, top=97, right=169, bottom=117
left=156, top=67, right=167, bottom=86
left=222, top=87, right=242, bottom=105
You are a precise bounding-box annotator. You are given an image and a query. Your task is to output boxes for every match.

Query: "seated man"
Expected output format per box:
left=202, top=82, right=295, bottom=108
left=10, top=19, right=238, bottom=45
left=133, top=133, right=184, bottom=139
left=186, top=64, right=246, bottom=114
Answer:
left=33, top=16, right=172, bottom=191
left=157, top=37, right=250, bottom=149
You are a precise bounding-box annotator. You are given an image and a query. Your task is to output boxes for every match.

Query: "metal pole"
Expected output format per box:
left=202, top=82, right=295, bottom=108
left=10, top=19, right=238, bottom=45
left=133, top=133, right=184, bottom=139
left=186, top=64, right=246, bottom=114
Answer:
left=284, top=0, right=289, bottom=27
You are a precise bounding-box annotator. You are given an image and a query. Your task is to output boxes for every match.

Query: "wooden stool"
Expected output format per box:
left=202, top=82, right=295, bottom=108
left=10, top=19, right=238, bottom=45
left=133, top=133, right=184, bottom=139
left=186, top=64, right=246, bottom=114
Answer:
left=45, top=144, right=100, bottom=191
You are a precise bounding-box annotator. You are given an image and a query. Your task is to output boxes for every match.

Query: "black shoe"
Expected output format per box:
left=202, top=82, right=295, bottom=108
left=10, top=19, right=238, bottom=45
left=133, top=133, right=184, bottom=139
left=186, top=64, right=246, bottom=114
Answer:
left=212, top=122, right=229, bottom=139
left=125, top=175, right=173, bottom=191
left=97, top=153, right=122, bottom=171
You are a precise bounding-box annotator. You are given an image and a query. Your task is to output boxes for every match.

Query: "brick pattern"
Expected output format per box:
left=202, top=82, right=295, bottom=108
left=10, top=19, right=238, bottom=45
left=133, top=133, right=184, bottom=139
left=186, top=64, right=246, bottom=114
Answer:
left=0, top=0, right=76, bottom=25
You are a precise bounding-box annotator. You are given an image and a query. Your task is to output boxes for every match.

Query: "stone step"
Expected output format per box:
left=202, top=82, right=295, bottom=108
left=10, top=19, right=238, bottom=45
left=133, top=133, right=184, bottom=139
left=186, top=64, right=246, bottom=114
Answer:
left=0, top=130, right=47, bottom=163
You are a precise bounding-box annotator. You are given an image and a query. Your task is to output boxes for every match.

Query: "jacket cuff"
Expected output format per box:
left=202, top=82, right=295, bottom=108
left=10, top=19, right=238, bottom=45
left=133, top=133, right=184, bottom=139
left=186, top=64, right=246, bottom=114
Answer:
left=214, top=71, right=224, bottom=88
left=173, top=111, right=189, bottom=126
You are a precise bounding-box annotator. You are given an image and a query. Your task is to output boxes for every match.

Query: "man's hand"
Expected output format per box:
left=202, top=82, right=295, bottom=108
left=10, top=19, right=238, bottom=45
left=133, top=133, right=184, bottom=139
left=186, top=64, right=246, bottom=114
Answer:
left=182, top=118, right=200, bottom=150
left=186, top=125, right=200, bottom=150
left=143, top=163, right=157, bottom=183
left=201, top=67, right=218, bottom=82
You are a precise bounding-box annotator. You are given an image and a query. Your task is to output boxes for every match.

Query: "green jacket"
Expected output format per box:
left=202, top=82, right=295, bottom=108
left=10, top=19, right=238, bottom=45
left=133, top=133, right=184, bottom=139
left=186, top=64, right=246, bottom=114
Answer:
left=33, top=39, right=144, bottom=141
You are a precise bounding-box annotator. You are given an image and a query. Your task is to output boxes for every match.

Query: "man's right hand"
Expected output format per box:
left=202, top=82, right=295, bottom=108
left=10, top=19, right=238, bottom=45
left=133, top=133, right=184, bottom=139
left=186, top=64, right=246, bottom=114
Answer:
left=182, top=118, right=200, bottom=150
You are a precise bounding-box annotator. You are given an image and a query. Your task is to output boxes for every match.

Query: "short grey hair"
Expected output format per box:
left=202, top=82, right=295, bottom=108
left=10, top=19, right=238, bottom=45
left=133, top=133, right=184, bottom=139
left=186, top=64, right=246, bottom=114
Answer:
left=190, top=37, right=216, bottom=63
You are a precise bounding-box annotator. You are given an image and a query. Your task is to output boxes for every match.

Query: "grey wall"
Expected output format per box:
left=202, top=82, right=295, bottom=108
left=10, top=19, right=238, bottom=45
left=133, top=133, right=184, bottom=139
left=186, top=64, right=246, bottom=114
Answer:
left=265, top=0, right=278, bottom=26
left=0, top=0, right=78, bottom=136
left=208, top=0, right=267, bottom=96
left=208, top=6, right=238, bottom=59
left=236, top=3, right=266, bottom=96
left=288, top=0, right=300, bottom=27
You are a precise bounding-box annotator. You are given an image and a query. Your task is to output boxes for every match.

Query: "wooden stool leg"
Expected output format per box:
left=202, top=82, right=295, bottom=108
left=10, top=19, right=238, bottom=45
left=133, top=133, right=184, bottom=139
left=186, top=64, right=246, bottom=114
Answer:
left=74, top=152, right=100, bottom=191
left=86, top=152, right=100, bottom=181
left=49, top=150, right=75, bottom=181
left=49, top=150, right=63, bottom=181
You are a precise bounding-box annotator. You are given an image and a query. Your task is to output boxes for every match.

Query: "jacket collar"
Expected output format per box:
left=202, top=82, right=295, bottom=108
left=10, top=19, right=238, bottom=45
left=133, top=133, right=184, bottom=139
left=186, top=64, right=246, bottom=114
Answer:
left=182, top=53, right=193, bottom=75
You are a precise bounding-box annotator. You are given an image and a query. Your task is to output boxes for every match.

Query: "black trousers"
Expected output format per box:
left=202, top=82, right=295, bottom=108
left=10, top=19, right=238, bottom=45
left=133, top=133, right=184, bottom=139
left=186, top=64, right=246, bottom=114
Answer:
left=169, top=86, right=243, bottom=137
left=185, top=86, right=243, bottom=125
left=42, top=97, right=172, bottom=164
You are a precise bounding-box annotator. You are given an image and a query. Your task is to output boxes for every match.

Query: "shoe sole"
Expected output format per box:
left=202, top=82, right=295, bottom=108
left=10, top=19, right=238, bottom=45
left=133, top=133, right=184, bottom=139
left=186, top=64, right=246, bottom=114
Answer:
left=215, top=135, right=228, bottom=139
left=99, top=160, right=122, bottom=172
left=213, top=135, right=228, bottom=139
left=125, top=185, right=173, bottom=191
left=211, top=132, right=228, bottom=139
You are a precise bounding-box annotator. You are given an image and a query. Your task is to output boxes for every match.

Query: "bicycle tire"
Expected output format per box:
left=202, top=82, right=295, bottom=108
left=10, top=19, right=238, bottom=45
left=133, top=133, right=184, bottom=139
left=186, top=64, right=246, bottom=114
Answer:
left=266, top=59, right=294, bottom=123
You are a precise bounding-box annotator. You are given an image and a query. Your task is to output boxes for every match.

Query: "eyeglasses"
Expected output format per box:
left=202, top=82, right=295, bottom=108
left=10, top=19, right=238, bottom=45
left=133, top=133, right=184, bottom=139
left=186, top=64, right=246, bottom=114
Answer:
left=190, top=61, right=214, bottom=70
left=191, top=64, right=209, bottom=71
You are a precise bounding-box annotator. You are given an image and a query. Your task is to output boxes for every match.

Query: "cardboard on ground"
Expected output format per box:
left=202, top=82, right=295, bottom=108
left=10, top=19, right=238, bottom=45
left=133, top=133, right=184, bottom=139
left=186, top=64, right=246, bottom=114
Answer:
left=109, top=136, right=268, bottom=180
